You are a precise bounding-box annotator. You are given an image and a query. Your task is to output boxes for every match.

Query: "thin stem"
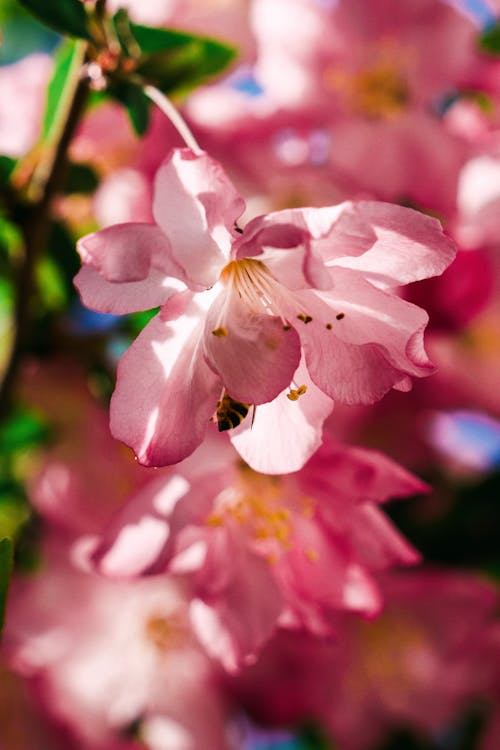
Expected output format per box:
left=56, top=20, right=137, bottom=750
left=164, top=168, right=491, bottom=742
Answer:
left=143, top=84, right=202, bottom=152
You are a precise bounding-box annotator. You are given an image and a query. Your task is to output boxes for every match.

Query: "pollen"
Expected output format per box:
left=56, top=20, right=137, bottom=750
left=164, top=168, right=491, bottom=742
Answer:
left=297, top=313, right=313, bottom=324
left=287, top=384, right=307, bottom=401
left=144, top=615, right=182, bottom=652
left=212, top=326, right=228, bottom=337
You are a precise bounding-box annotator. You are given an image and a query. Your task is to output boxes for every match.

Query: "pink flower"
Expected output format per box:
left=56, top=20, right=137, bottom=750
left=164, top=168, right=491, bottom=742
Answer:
left=75, top=147, right=455, bottom=472
left=226, top=569, right=499, bottom=749
left=5, top=535, right=229, bottom=750
left=0, top=54, right=52, bottom=158
left=86, top=437, right=424, bottom=671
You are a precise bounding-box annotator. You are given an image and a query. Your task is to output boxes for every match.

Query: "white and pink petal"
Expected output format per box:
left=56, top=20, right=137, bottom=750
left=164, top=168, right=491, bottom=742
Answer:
left=110, top=292, right=222, bottom=467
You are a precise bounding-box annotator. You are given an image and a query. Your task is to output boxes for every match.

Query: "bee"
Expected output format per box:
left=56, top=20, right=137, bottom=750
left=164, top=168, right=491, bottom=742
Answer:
left=215, top=392, right=255, bottom=432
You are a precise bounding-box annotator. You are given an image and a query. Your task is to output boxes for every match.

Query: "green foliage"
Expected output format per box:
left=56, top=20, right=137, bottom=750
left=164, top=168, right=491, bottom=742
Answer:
left=480, top=22, right=500, bottom=55
left=0, top=156, right=16, bottom=187
left=125, top=307, right=160, bottom=335
left=0, top=537, right=13, bottom=638
left=0, top=406, right=51, bottom=456
left=36, top=255, right=68, bottom=311
left=108, top=13, right=236, bottom=133
left=0, top=483, right=30, bottom=540
left=18, top=0, right=90, bottom=39
left=130, top=21, right=237, bottom=95
left=112, top=82, right=152, bottom=136
left=43, top=38, right=85, bottom=144
left=64, top=163, right=99, bottom=194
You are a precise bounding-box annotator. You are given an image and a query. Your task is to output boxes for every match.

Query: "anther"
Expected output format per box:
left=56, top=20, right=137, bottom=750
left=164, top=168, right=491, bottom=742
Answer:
left=283, top=324, right=292, bottom=331
left=212, top=326, right=228, bottom=337
left=297, top=313, right=313, bottom=324
left=325, top=323, right=332, bottom=330
left=287, top=384, right=307, bottom=401
left=336, top=312, right=345, bottom=320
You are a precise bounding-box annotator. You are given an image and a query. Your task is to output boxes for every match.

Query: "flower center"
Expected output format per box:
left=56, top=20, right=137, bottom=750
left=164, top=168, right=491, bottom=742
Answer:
left=219, top=257, right=287, bottom=318
left=351, top=63, right=409, bottom=118
left=206, top=470, right=317, bottom=561
left=144, top=615, right=183, bottom=652
left=326, top=43, right=412, bottom=119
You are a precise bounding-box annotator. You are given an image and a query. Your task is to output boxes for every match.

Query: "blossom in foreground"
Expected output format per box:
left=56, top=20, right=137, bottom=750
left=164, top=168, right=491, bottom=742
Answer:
left=85, top=437, right=424, bottom=671
left=75, top=147, right=455, bottom=472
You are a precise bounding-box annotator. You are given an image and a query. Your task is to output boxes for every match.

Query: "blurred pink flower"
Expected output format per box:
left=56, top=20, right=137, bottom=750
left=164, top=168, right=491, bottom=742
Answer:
left=227, top=569, right=499, bottom=749
left=5, top=536, right=229, bottom=750
left=86, top=437, right=424, bottom=671
left=18, top=358, right=154, bottom=537
left=75, top=147, right=455, bottom=472
left=0, top=54, right=52, bottom=158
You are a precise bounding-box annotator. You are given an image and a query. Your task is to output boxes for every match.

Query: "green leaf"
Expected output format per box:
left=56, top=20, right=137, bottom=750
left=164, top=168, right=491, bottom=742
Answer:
left=0, top=407, right=51, bottom=456
left=36, top=255, right=68, bottom=311
left=480, top=22, right=500, bottom=55
left=125, top=307, right=160, bottom=335
left=19, top=0, right=90, bottom=39
left=130, top=23, right=236, bottom=94
left=0, top=486, right=30, bottom=541
left=64, top=162, right=99, bottom=193
left=43, top=38, right=86, bottom=143
left=0, top=538, right=13, bottom=639
left=0, top=156, right=16, bottom=187
left=112, top=83, right=151, bottom=136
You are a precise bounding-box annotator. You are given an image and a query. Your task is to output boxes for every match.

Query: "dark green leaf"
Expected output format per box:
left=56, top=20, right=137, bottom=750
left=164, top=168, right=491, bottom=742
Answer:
left=112, top=83, right=151, bottom=136
left=130, top=23, right=236, bottom=94
left=19, top=0, right=90, bottom=38
left=480, top=22, right=500, bottom=55
left=130, top=24, right=205, bottom=55
left=43, top=39, right=85, bottom=142
left=0, top=407, right=51, bottom=455
left=0, top=538, right=13, bottom=639
left=125, top=307, right=160, bottom=335
left=0, top=156, right=16, bottom=187
left=64, top=162, right=99, bottom=193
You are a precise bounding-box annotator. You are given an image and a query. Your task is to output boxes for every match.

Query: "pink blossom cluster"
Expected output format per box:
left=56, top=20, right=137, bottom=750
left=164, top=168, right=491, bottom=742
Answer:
left=2, top=0, right=500, bottom=749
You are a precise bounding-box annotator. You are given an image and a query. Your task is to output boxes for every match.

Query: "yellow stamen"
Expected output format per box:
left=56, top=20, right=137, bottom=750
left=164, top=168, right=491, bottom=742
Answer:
left=212, top=326, right=228, bottom=337
left=297, top=313, right=313, bottom=324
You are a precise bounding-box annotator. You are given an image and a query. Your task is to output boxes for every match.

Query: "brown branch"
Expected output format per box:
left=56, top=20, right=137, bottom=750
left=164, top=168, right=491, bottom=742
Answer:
left=0, top=68, right=90, bottom=421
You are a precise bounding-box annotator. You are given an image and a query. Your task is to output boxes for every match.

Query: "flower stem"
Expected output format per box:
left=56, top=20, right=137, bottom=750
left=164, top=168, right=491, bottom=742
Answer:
left=142, top=84, right=202, bottom=152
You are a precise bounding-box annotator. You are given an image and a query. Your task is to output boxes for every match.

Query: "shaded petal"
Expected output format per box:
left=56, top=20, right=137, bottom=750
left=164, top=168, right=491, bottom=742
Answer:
left=303, top=439, right=429, bottom=506
left=330, top=202, right=457, bottom=289
left=190, top=528, right=283, bottom=671
left=230, top=360, right=333, bottom=474
left=204, top=292, right=301, bottom=404
left=349, top=504, right=421, bottom=569
left=74, top=265, right=184, bottom=314
left=293, top=268, right=434, bottom=404
left=90, top=475, right=191, bottom=578
left=153, top=148, right=245, bottom=288
left=110, top=293, right=221, bottom=467
left=77, top=223, right=177, bottom=282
